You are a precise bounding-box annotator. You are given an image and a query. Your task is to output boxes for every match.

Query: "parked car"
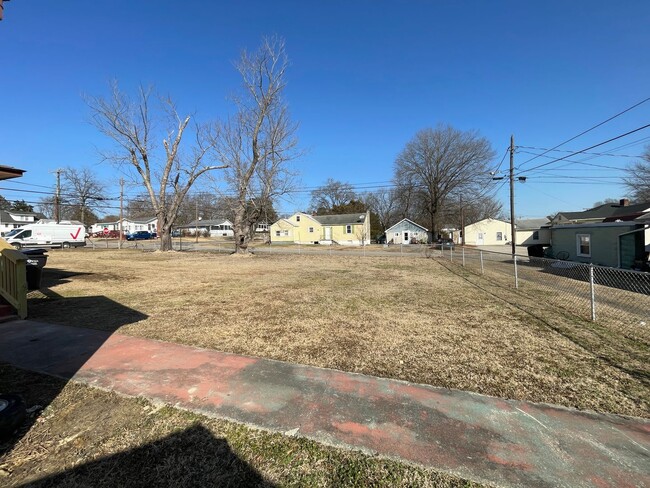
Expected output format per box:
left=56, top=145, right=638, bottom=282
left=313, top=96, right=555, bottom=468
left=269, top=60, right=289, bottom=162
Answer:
left=433, top=239, right=455, bottom=250
left=126, top=231, right=153, bottom=241
left=171, top=230, right=181, bottom=237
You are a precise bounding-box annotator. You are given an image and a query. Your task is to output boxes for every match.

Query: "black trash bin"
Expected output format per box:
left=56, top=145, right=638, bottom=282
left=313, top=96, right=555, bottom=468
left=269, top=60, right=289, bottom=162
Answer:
left=21, top=249, right=48, bottom=291
left=527, top=244, right=545, bottom=258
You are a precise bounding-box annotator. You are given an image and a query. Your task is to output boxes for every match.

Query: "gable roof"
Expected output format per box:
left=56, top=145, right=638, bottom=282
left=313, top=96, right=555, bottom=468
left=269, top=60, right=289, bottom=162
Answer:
left=385, top=218, right=428, bottom=233
left=312, top=212, right=367, bottom=226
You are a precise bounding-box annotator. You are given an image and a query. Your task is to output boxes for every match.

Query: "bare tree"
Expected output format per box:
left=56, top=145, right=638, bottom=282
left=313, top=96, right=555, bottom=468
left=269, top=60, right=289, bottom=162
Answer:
left=61, top=167, right=105, bottom=226
left=394, top=125, right=496, bottom=240
left=365, top=189, right=399, bottom=233
left=212, top=36, right=299, bottom=254
left=624, top=145, right=650, bottom=203
left=310, top=178, right=356, bottom=213
left=85, top=81, right=226, bottom=251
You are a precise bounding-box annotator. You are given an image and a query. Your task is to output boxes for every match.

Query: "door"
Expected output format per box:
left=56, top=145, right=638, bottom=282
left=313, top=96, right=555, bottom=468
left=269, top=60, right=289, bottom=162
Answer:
left=403, top=231, right=409, bottom=244
left=324, top=227, right=331, bottom=240
left=477, top=233, right=484, bottom=245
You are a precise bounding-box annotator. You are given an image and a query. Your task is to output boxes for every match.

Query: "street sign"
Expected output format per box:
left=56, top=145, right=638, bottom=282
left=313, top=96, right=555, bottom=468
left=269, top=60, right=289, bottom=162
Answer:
left=103, top=227, right=109, bottom=236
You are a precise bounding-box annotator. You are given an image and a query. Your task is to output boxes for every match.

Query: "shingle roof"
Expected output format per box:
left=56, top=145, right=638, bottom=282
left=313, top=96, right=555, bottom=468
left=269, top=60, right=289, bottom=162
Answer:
left=515, top=218, right=550, bottom=229
left=557, top=202, right=650, bottom=222
left=312, top=213, right=367, bottom=225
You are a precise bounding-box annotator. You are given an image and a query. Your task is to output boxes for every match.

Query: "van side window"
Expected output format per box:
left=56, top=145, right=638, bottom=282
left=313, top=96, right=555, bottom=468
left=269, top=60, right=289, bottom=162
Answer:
left=21, top=230, right=32, bottom=238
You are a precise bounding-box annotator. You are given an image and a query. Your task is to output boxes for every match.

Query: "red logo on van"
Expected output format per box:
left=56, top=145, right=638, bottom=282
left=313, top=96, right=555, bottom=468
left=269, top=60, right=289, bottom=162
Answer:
left=70, top=228, right=81, bottom=239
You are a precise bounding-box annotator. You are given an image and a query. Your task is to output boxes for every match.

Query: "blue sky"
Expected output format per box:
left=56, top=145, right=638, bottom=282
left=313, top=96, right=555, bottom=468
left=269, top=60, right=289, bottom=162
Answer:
left=1, top=1, right=649, bottom=219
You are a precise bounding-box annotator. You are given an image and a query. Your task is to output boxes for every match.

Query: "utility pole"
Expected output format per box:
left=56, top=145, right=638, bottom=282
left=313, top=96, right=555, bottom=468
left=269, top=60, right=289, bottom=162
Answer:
left=509, top=135, right=516, bottom=257
left=119, top=178, right=124, bottom=250
left=195, top=201, right=199, bottom=243
left=53, top=169, right=62, bottom=223
left=459, top=195, right=465, bottom=246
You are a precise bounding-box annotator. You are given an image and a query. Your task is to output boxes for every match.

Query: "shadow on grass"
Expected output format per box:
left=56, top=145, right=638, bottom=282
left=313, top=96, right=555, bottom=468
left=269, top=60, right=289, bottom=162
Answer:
left=0, top=267, right=149, bottom=474
left=25, top=424, right=274, bottom=488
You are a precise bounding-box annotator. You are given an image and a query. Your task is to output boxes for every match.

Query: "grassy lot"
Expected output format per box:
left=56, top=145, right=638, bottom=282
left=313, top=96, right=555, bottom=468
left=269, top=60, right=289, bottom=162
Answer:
left=0, top=364, right=478, bottom=487
left=28, top=248, right=648, bottom=418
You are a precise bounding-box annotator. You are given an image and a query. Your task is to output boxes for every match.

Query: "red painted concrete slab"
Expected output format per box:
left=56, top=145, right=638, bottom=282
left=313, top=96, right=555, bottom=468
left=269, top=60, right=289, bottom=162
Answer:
left=1, top=320, right=648, bottom=487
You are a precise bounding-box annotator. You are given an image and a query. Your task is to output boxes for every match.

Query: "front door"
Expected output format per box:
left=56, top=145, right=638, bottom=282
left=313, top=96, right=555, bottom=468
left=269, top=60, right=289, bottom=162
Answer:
left=324, top=227, right=331, bottom=240
left=403, top=231, right=409, bottom=244
left=477, top=233, right=484, bottom=245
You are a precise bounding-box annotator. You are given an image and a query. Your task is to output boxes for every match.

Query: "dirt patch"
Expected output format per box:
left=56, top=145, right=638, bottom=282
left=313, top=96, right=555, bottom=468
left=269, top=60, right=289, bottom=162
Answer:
left=26, top=248, right=650, bottom=418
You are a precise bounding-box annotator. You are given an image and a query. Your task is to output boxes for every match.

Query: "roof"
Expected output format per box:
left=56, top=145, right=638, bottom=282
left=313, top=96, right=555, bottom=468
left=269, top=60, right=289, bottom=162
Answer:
left=128, top=216, right=158, bottom=224
left=556, top=202, right=650, bottom=222
left=312, top=212, right=367, bottom=226
left=386, top=218, right=428, bottom=233
left=515, top=218, right=550, bottom=230
left=0, top=210, right=42, bottom=225
left=180, top=218, right=232, bottom=228
left=0, top=165, right=26, bottom=181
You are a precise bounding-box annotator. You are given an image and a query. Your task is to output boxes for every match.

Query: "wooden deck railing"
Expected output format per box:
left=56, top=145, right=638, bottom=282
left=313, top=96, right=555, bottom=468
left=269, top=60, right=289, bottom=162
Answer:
left=0, top=248, right=27, bottom=319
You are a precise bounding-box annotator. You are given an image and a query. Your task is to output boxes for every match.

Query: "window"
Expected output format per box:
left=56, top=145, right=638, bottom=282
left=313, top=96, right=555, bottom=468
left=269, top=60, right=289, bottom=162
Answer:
left=533, top=231, right=539, bottom=240
left=275, top=230, right=281, bottom=237
left=346, top=225, right=352, bottom=234
left=283, top=230, right=289, bottom=236
left=496, top=232, right=503, bottom=241
left=576, top=234, right=591, bottom=257
left=395, top=232, right=399, bottom=236
left=296, top=215, right=301, bottom=222
left=308, top=227, right=314, bottom=233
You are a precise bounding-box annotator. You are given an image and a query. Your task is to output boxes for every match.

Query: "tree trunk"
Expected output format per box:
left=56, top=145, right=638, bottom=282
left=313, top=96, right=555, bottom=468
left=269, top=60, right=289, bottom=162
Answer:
left=233, top=206, right=250, bottom=254
left=160, top=226, right=172, bottom=251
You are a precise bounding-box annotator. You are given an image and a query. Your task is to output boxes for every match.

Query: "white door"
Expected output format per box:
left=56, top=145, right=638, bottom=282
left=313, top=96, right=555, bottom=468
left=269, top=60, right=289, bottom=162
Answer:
left=324, top=227, right=331, bottom=240
left=403, top=231, right=409, bottom=244
left=477, top=233, right=484, bottom=245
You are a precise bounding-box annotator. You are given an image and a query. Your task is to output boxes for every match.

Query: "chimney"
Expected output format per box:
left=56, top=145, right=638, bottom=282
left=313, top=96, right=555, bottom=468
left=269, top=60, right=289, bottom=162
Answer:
left=619, top=198, right=629, bottom=207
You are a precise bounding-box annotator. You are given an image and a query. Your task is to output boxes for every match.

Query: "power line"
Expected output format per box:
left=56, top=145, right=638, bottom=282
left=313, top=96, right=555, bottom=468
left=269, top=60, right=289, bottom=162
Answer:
left=516, top=145, right=642, bottom=158
left=517, top=123, right=650, bottom=175
left=517, top=96, right=650, bottom=168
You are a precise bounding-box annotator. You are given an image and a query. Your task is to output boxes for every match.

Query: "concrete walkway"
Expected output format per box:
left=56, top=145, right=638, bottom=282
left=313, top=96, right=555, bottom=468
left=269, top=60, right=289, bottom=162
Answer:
left=1, top=320, right=648, bottom=488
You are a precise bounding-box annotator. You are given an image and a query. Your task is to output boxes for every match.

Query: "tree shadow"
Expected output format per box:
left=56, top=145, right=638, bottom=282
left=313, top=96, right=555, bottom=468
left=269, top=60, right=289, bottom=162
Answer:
left=20, top=424, right=274, bottom=487
left=0, top=268, right=149, bottom=462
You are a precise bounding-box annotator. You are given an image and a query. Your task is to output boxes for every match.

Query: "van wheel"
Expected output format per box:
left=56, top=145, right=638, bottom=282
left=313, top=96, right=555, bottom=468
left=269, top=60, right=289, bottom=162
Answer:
left=62, top=242, right=71, bottom=249
left=12, top=243, right=21, bottom=250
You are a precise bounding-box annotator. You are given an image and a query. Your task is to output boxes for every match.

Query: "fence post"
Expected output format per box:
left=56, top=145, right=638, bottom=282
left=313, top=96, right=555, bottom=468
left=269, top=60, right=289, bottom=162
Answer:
left=462, top=246, right=465, bottom=267
left=480, top=251, right=484, bottom=274
left=589, top=264, right=596, bottom=321
left=450, top=247, right=453, bottom=262
left=513, top=255, right=519, bottom=289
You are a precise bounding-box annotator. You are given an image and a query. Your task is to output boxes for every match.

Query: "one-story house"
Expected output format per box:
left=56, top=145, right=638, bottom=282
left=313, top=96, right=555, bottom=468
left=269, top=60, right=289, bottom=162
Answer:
left=384, top=219, right=428, bottom=245
left=270, top=211, right=371, bottom=246
left=463, top=218, right=511, bottom=246
left=549, top=221, right=647, bottom=269
left=177, top=218, right=234, bottom=237
left=90, top=217, right=159, bottom=235
left=515, top=218, right=551, bottom=246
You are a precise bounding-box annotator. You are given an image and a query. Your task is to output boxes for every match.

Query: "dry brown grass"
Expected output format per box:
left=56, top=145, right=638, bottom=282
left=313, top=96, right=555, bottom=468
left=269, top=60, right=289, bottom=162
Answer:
left=0, top=364, right=479, bottom=487
left=28, top=248, right=649, bottom=418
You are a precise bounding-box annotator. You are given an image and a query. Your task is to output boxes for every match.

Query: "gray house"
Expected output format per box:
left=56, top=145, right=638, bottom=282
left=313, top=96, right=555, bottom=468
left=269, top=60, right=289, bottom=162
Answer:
left=384, top=219, right=428, bottom=245
left=550, top=222, right=646, bottom=269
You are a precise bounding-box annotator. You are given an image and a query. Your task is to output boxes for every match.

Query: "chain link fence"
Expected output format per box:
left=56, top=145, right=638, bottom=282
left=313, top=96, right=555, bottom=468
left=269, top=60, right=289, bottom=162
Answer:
left=437, top=246, right=650, bottom=344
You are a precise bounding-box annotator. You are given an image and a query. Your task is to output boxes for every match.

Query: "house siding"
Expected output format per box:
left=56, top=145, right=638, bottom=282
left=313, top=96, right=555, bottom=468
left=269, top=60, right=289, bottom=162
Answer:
left=464, top=219, right=511, bottom=246
left=385, top=220, right=428, bottom=244
left=270, top=212, right=370, bottom=246
left=550, top=223, right=642, bottom=268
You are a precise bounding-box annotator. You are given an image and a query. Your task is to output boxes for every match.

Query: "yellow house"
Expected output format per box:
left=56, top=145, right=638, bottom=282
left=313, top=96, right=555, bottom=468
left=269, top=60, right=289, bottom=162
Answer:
left=270, top=211, right=371, bottom=246
left=463, top=218, right=511, bottom=246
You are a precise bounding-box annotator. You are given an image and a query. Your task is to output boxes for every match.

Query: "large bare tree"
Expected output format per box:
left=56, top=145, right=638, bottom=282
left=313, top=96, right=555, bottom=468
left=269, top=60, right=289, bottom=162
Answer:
left=212, top=36, right=299, bottom=254
left=364, top=189, right=399, bottom=233
left=624, top=145, right=650, bottom=203
left=394, top=125, right=496, bottom=240
left=309, top=178, right=356, bottom=213
left=86, top=81, right=226, bottom=250
left=61, top=167, right=105, bottom=226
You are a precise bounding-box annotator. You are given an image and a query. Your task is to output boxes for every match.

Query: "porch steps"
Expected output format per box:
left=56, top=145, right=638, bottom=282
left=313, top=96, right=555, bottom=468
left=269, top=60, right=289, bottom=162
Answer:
left=0, top=302, right=18, bottom=323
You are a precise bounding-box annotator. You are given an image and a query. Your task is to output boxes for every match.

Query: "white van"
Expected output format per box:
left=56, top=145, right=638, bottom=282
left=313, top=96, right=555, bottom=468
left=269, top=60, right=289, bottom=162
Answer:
left=4, top=220, right=86, bottom=249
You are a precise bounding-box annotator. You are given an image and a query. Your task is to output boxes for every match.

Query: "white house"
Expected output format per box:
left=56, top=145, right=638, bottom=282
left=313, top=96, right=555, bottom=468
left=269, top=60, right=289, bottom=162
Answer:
left=91, top=217, right=158, bottom=235
left=0, top=210, right=43, bottom=236
left=177, top=218, right=234, bottom=237
left=463, top=218, right=511, bottom=246
left=384, top=219, right=428, bottom=245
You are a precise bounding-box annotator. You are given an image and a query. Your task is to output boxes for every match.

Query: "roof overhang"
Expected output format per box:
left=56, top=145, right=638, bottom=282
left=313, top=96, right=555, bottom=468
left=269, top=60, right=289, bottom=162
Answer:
left=0, top=165, right=25, bottom=181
